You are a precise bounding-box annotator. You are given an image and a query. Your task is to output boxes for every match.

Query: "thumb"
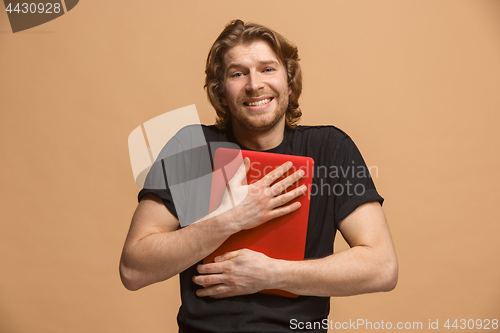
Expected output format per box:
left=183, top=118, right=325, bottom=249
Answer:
left=228, top=157, right=250, bottom=188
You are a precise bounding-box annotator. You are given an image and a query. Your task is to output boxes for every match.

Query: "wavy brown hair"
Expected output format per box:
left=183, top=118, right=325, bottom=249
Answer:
left=205, top=19, right=302, bottom=130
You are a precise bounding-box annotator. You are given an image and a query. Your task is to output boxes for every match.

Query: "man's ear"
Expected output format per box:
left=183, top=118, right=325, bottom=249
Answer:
left=288, top=84, right=292, bottom=96
left=221, top=97, right=227, bottom=106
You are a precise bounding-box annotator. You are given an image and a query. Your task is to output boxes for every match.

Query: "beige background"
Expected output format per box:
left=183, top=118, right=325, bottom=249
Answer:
left=1, top=0, right=499, bottom=332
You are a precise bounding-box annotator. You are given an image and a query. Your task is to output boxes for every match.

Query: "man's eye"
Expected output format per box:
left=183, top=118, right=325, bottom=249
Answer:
left=232, top=72, right=243, bottom=77
left=264, top=68, right=275, bottom=72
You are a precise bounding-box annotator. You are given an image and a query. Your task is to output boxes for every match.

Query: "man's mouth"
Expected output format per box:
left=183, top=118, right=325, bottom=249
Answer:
left=244, top=97, right=273, bottom=107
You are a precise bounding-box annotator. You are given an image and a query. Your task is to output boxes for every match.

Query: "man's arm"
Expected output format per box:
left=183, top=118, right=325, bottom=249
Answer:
left=120, top=194, right=235, bottom=291
left=119, top=159, right=306, bottom=291
left=193, top=201, right=398, bottom=298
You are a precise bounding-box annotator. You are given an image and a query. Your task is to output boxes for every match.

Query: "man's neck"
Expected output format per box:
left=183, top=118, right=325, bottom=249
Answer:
left=231, top=120, right=285, bottom=151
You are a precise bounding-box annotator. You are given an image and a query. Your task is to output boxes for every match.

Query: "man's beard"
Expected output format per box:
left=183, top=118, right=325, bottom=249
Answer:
left=232, top=107, right=286, bottom=132
left=229, top=95, right=289, bottom=133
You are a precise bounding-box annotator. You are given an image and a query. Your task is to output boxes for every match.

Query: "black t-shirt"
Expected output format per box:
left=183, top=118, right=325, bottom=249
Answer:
left=138, top=125, right=383, bottom=333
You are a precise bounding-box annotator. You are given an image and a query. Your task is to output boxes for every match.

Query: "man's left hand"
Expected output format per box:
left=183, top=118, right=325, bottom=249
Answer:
left=192, top=249, right=279, bottom=298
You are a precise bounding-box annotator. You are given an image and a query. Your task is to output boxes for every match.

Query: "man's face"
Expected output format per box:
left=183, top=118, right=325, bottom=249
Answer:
left=222, top=40, right=292, bottom=133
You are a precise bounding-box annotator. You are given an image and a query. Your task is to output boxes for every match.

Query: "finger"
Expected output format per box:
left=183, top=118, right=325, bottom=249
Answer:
left=196, top=283, right=246, bottom=299
left=270, top=168, right=306, bottom=196
left=214, top=250, right=242, bottom=262
left=227, top=157, right=250, bottom=187
left=271, top=184, right=307, bottom=208
left=196, top=262, right=225, bottom=274
left=196, top=284, right=232, bottom=297
left=192, top=273, right=223, bottom=286
left=267, top=200, right=302, bottom=220
left=209, top=290, right=240, bottom=299
left=197, top=278, right=259, bottom=298
left=260, top=161, right=293, bottom=187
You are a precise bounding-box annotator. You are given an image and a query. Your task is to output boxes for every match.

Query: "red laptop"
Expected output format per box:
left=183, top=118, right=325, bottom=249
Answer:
left=204, top=147, right=314, bottom=297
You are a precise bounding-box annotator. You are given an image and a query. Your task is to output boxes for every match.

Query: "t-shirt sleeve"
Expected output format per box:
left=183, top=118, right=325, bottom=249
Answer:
left=333, top=136, right=384, bottom=224
left=138, top=188, right=179, bottom=220
left=136, top=144, right=212, bottom=224
left=137, top=159, right=179, bottom=220
left=136, top=125, right=214, bottom=225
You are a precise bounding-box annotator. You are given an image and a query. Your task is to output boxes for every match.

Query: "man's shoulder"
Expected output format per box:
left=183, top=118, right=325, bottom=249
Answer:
left=283, top=125, right=352, bottom=157
left=175, top=124, right=227, bottom=143
left=201, top=124, right=225, bottom=136
left=295, top=124, right=348, bottom=134
left=293, top=125, right=349, bottom=143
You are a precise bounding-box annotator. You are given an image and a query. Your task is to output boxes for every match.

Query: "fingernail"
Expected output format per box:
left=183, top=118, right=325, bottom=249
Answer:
left=298, top=169, right=305, bottom=177
left=301, top=185, right=307, bottom=193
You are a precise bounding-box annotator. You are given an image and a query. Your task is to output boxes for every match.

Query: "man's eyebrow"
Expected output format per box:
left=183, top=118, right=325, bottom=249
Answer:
left=258, top=60, right=280, bottom=66
left=226, top=63, right=244, bottom=71
left=226, top=60, right=280, bottom=71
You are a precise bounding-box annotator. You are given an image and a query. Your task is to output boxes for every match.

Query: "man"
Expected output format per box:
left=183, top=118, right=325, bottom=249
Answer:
left=120, top=19, right=398, bottom=332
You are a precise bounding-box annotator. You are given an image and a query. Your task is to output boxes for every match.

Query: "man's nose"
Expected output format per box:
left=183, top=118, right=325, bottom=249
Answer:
left=245, top=72, right=264, bottom=92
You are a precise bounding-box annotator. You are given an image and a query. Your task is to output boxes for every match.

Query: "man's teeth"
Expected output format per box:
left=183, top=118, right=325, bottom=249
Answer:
left=247, top=98, right=271, bottom=107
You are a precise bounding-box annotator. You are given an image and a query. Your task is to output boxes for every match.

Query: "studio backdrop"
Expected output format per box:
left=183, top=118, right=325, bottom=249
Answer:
left=1, top=1, right=499, bottom=332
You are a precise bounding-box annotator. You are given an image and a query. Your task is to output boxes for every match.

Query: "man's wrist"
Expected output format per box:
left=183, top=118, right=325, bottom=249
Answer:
left=206, top=205, right=243, bottom=238
left=270, top=258, right=293, bottom=291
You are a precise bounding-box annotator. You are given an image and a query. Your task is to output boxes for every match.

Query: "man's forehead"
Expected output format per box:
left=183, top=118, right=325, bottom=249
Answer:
left=223, top=40, right=281, bottom=69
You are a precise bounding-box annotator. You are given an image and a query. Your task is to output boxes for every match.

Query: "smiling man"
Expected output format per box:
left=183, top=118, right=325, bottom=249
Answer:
left=120, top=19, right=398, bottom=333
left=222, top=40, right=291, bottom=138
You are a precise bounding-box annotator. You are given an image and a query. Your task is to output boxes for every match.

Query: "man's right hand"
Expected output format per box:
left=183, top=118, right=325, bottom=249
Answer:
left=216, top=157, right=307, bottom=232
